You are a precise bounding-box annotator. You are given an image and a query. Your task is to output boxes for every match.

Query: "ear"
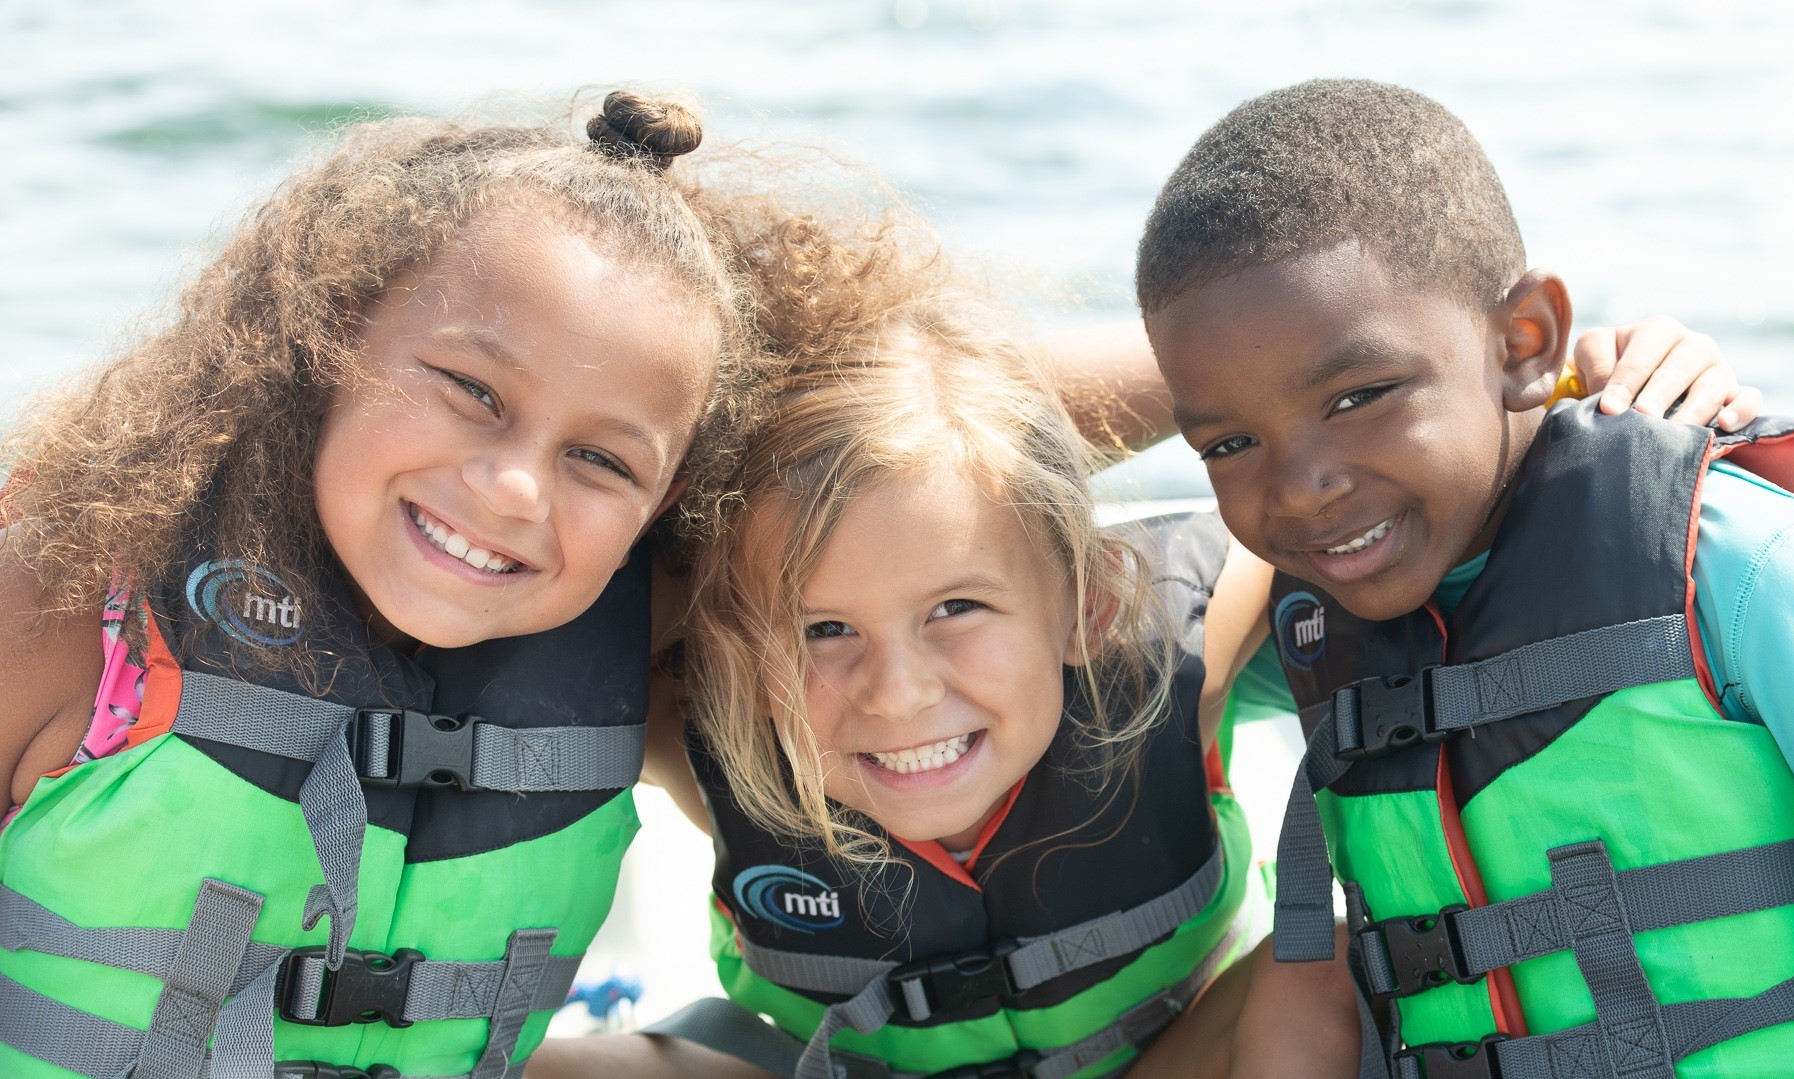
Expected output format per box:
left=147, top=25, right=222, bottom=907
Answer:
left=1064, top=550, right=1124, bottom=668
left=1495, top=270, right=1573, bottom=412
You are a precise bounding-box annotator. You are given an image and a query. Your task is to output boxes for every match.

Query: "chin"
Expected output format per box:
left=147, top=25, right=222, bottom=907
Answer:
left=1332, top=582, right=1435, bottom=623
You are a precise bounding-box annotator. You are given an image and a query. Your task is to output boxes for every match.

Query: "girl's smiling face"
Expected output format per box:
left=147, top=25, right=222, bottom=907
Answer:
left=314, top=206, right=715, bottom=647
left=767, top=469, right=1087, bottom=850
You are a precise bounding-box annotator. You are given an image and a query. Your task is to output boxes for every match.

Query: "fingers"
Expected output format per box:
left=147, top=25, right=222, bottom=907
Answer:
left=1571, top=327, right=1618, bottom=408
left=1631, top=329, right=1725, bottom=420
left=1715, top=385, right=1763, bottom=432
left=1595, top=316, right=1709, bottom=416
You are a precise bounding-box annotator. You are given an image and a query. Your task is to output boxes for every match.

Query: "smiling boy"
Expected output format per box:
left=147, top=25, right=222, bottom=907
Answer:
left=1136, top=80, right=1794, bottom=1078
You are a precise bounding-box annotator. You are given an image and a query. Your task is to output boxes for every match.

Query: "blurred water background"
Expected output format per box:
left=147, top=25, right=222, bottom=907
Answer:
left=3, top=0, right=1789, bottom=1030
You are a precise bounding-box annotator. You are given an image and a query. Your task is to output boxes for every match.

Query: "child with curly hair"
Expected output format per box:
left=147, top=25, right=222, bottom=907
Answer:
left=0, top=90, right=757, bottom=1078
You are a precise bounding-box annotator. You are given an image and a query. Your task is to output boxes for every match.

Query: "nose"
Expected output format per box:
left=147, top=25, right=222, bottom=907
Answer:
left=852, top=636, right=945, bottom=723
left=1264, top=445, right=1353, bottom=520
left=464, top=447, right=551, bottom=524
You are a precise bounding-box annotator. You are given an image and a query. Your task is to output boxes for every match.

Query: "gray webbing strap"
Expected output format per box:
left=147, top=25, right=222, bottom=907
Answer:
left=1029, top=944, right=1222, bottom=1079
left=173, top=672, right=357, bottom=761
left=137, top=880, right=266, bottom=1079
left=742, top=843, right=1228, bottom=1008
left=0, top=882, right=286, bottom=992
left=1400, top=975, right=1794, bottom=1079
left=1007, top=842, right=1226, bottom=991
left=1547, top=841, right=1673, bottom=1078
left=468, top=723, right=645, bottom=791
left=211, top=955, right=283, bottom=1079
left=177, top=672, right=642, bottom=793
left=794, top=975, right=898, bottom=1079
left=172, top=673, right=364, bottom=966
left=1273, top=713, right=1350, bottom=963
left=644, top=997, right=808, bottom=1078
left=0, top=971, right=161, bottom=1078
left=470, top=928, right=558, bottom=1079
left=280, top=950, right=582, bottom=1022
left=1333, top=617, right=1695, bottom=757
left=1342, top=884, right=1396, bottom=1079
left=1427, top=616, right=1693, bottom=734
left=1366, top=838, right=1794, bottom=996
left=297, top=729, right=365, bottom=968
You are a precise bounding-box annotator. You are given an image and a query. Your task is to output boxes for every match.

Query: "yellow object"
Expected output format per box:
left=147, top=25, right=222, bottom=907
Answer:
left=1548, top=365, right=1587, bottom=406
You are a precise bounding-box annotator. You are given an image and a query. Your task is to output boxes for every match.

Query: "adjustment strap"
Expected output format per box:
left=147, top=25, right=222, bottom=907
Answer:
left=1273, top=712, right=1351, bottom=962
left=177, top=673, right=644, bottom=793
left=280, top=945, right=579, bottom=1024
left=1332, top=617, right=1693, bottom=757
left=470, top=929, right=558, bottom=1079
left=0, top=882, right=287, bottom=991
left=0, top=971, right=166, bottom=1078
left=1429, top=617, right=1693, bottom=733
left=139, top=880, right=267, bottom=1079
left=740, top=843, right=1226, bottom=1006
left=1394, top=976, right=1794, bottom=1079
left=1365, top=838, right=1794, bottom=997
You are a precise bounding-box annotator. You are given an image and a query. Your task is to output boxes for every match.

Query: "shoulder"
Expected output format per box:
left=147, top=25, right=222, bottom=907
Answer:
left=1691, top=461, right=1794, bottom=724
left=0, top=536, right=106, bottom=807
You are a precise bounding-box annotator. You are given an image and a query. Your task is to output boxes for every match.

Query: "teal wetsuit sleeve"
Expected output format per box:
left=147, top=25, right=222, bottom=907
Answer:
left=1691, top=460, right=1794, bottom=767
left=1227, top=636, right=1298, bottom=724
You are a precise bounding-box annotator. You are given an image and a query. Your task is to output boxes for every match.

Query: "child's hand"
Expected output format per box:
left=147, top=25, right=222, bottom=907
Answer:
left=1573, top=317, right=1762, bottom=431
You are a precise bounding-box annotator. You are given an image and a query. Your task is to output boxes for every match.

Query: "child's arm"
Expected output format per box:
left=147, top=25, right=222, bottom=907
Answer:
left=0, top=544, right=103, bottom=810
left=1039, top=316, right=1759, bottom=452
left=525, top=1032, right=778, bottom=1079
left=1198, top=539, right=1273, bottom=753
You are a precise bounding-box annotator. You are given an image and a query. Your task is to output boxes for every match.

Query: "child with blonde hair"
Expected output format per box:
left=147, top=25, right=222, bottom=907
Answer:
left=0, top=90, right=757, bottom=1077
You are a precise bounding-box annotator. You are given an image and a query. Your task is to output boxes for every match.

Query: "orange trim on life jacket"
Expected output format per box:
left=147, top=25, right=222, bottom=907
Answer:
left=43, top=611, right=183, bottom=782
left=1685, top=432, right=1724, bottom=712
left=892, top=775, right=1028, bottom=890
left=1422, top=598, right=1528, bottom=1037
left=1204, top=740, right=1230, bottom=795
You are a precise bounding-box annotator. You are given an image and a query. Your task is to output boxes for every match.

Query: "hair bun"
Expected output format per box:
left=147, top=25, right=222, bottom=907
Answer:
left=586, top=90, right=703, bottom=170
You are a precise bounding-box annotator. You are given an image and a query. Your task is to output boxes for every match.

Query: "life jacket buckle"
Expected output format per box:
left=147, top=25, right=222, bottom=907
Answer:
left=925, top=1048, right=1043, bottom=1079
left=274, top=1063, right=400, bottom=1079
left=1334, top=667, right=1442, bottom=759
left=1362, top=904, right=1475, bottom=999
left=1393, top=1034, right=1507, bottom=1078
left=277, top=946, right=422, bottom=1028
left=889, top=939, right=1019, bottom=1019
left=351, top=707, right=480, bottom=789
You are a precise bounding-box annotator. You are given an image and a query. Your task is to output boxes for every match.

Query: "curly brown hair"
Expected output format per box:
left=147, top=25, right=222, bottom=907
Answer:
left=0, top=91, right=755, bottom=670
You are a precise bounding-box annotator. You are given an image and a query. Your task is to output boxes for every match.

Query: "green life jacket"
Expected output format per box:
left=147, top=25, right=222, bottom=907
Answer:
left=664, top=512, right=1259, bottom=1079
left=1268, top=401, right=1794, bottom=1079
left=0, top=536, right=653, bottom=1079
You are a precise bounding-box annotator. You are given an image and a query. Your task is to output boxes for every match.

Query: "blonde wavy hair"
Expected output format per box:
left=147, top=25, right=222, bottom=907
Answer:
left=685, top=206, right=1176, bottom=869
left=0, top=91, right=755, bottom=675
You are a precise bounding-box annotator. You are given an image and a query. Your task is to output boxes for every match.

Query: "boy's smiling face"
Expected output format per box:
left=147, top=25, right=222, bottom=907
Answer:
left=1147, top=242, right=1563, bottom=622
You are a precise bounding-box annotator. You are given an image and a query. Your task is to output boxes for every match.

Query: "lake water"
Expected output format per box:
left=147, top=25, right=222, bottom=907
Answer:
left=2, top=0, right=1789, bottom=1021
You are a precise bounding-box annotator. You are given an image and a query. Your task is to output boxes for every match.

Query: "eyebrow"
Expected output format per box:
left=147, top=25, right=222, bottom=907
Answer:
left=1173, top=338, right=1407, bottom=432
left=429, top=327, right=527, bottom=372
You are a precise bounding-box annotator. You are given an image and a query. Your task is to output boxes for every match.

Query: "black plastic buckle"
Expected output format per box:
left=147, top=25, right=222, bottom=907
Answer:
left=277, top=947, right=422, bottom=1028
left=890, top=941, right=1019, bottom=1018
left=273, top=1064, right=400, bottom=1079
left=927, top=1049, right=1043, bottom=1079
left=1365, top=905, right=1475, bottom=999
left=1335, top=668, right=1442, bottom=760
left=350, top=707, right=479, bottom=789
left=1394, top=1035, right=1507, bottom=1078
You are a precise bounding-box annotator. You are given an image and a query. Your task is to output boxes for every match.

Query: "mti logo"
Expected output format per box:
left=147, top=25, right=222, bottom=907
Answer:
left=732, top=865, right=844, bottom=934
left=1274, top=591, right=1326, bottom=671
left=185, top=560, right=304, bottom=647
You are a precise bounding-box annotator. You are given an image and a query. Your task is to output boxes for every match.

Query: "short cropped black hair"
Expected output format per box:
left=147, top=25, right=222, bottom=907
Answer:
left=1136, top=79, right=1525, bottom=315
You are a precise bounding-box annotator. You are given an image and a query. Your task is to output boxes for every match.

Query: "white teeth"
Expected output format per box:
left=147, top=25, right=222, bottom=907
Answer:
left=867, top=733, right=973, bottom=774
left=1325, top=519, right=1393, bottom=556
left=410, top=507, right=517, bottom=574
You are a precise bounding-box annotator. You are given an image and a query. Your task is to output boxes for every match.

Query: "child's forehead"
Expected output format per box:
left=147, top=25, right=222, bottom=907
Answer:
left=1150, top=243, right=1486, bottom=404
